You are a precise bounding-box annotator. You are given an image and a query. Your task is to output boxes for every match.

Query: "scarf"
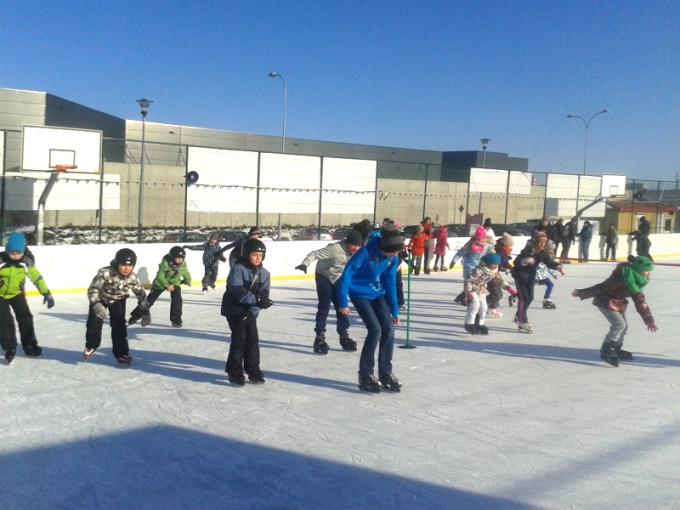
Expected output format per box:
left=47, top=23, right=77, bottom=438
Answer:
left=621, top=265, right=649, bottom=294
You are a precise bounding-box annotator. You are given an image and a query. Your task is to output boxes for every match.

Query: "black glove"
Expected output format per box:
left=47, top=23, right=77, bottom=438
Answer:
left=138, top=298, right=150, bottom=311
left=258, top=298, right=274, bottom=309
left=295, top=264, right=307, bottom=274
left=218, top=255, right=227, bottom=262
left=140, top=314, right=151, bottom=327
left=43, top=293, right=55, bottom=309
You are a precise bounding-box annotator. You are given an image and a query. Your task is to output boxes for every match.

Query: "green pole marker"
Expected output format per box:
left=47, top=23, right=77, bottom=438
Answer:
left=400, top=251, right=416, bottom=349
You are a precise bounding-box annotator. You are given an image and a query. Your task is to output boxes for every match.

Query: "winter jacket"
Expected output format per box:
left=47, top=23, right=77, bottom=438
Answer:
left=573, top=263, right=655, bottom=325
left=337, top=238, right=400, bottom=318
left=221, top=259, right=271, bottom=319
left=300, top=241, right=354, bottom=284
left=451, top=242, right=494, bottom=279
left=407, top=233, right=427, bottom=257
left=606, top=227, right=619, bottom=246
left=434, top=230, right=450, bottom=256
left=152, top=255, right=192, bottom=291
left=185, top=242, right=224, bottom=266
left=511, top=241, right=560, bottom=284
left=0, top=252, right=50, bottom=299
left=465, top=266, right=513, bottom=296
left=578, top=224, right=593, bottom=242
left=638, top=218, right=651, bottom=236
left=87, top=266, right=147, bottom=306
left=563, top=221, right=577, bottom=242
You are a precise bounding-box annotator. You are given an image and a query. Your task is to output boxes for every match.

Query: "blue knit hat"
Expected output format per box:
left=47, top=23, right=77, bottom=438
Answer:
left=6, top=232, right=26, bottom=254
left=483, top=253, right=501, bottom=266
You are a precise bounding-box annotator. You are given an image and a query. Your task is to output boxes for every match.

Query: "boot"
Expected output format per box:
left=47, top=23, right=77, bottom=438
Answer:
left=475, top=324, right=489, bottom=335
left=464, top=323, right=476, bottom=334
left=116, top=354, right=133, bottom=365
left=24, top=345, right=42, bottom=357
left=5, top=348, right=16, bottom=364
left=518, top=323, right=534, bottom=334
left=358, top=375, right=381, bottom=393
left=228, top=371, right=246, bottom=385
left=615, top=344, right=633, bottom=362
left=600, top=342, right=619, bottom=367
left=542, top=299, right=557, bottom=309
left=339, top=334, right=357, bottom=352
left=379, top=373, right=402, bottom=392
left=440, top=265, right=447, bottom=271
left=313, top=334, right=329, bottom=355
left=454, top=292, right=468, bottom=306
left=248, top=369, right=265, bottom=384
left=140, top=314, right=151, bottom=327
left=432, top=266, right=439, bottom=272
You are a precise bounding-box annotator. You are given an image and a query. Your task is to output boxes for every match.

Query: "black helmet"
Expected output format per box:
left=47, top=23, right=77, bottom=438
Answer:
left=241, top=238, right=266, bottom=260
left=113, top=248, right=137, bottom=267
left=169, top=246, right=186, bottom=260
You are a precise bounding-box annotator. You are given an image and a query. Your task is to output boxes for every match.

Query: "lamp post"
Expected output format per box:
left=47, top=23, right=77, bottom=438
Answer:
left=566, top=109, right=607, bottom=175
left=136, top=98, right=153, bottom=243
left=268, top=72, right=287, bottom=153
left=480, top=138, right=491, bottom=168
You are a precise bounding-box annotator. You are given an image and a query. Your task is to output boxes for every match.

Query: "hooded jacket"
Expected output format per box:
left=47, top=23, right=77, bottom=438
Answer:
left=152, top=255, right=192, bottom=290
left=221, top=258, right=271, bottom=319
left=0, top=252, right=50, bottom=299
left=300, top=241, right=355, bottom=284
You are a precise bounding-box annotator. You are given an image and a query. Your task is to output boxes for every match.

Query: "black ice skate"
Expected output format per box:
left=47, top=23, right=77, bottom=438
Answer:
left=116, top=354, right=133, bottom=365
left=5, top=348, right=16, bottom=364
left=542, top=299, right=557, bottom=309
left=140, top=314, right=151, bottom=327
left=475, top=324, right=489, bottom=335
left=24, top=345, right=42, bottom=357
left=600, top=343, right=619, bottom=367
left=616, top=346, right=634, bottom=362
left=228, top=372, right=246, bottom=386
left=313, top=334, right=329, bottom=355
left=379, top=373, right=402, bottom=392
left=171, top=321, right=182, bottom=328
left=454, top=293, right=468, bottom=306
left=464, top=324, right=477, bottom=334
left=339, top=335, right=358, bottom=352
left=358, top=375, right=381, bottom=393
left=248, top=370, right=265, bottom=384
left=127, top=316, right=139, bottom=326
left=83, top=347, right=96, bottom=361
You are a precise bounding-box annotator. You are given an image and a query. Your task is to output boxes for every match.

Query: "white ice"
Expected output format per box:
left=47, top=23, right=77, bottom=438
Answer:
left=1, top=261, right=680, bottom=509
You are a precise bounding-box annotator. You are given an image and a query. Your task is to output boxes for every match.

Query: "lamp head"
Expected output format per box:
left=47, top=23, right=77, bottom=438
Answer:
left=136, top=98, right=153, bottom=117
left=268, top=72, right=280, bottom=78
left=479, top=138, right=491, bottom=150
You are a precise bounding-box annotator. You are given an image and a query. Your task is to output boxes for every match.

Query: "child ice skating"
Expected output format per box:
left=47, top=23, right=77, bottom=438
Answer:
left=184, top=231, right=227, bottom=293
left=337, top=224, right=404, bottom=393
left=486, top=233, right=515, bottom=318
left=296, top=230, right=364, bottom=354
left=0, top=233, right=54, bottom=364
left=572, top=255, right=657, bottom=367
left=221, top=239, right=273, bottom=385
left=84, top=248, right=149, bottom=365
left=432, top=225, right=450, bottom=271
left=407, top=225, right=426, bottom=275
left=128, top=246, right=191, bottom=328
left=450, top=226, right=494, bottom=305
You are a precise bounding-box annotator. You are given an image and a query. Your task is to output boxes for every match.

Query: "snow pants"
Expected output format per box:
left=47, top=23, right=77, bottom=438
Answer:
left=202, top=263, right=219, bottom=289
left=0, top=294, right=40, bottom=352
left=226, top=314, right=260, bottom=376
left=130, top=287, right=182, bottom=324
left=314, top=273, right=349, bottom=337
left=85, top=299, right=129, bottom=358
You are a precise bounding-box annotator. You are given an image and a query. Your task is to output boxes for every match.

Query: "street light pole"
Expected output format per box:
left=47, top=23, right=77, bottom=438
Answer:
left=268, top=72, right=287, bottom=153
left=566, top=109, right=607, bottom=175
left=136, top=98, right=153, bottom=244
left=480, top=138, right=491, bottom=168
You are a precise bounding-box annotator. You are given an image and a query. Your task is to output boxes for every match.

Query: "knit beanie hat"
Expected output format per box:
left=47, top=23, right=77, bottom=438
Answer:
left=352, top=219, right=372, bottom=241
left=379, top=224, right=405, bottom=252
left=474, top=226, right=487, bottom=241
left=344, top=230, right=364, bottom=246
left=631, top=255, right=654, bottom=273
left=502, top=232, right=514, bottom=247
left=483, top=253, right=501, bottom=266
left=6, top=232, right=26, bottom=254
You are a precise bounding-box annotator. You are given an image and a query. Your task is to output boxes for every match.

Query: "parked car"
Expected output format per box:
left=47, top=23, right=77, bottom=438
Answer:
left=443, top=224, right=467, bottom=237
left=332, top=227, right=354, bottom=240
left=221, top=230, right=248, bottom=243
left=296, top=228, right=333, bottom=241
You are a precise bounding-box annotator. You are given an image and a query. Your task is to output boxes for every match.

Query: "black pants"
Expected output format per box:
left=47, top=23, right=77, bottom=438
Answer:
left=0, top=294, right=39, bottom=352
left=202, top=263, right=219, bottom=289
left=605, top=243, right=617, bottom=261
left=486, top=278, right=503, bottom=309
left=560, top=240, right=572, bottom=260
left=226, top=315, right=260, bottom=376
left=396, top=270, right=405, bottom=307
left=314, top=274, right=349, bottom=336
left=85, top=299, right=129, bottom=358
left=514, top=277, right=535, bottom=324
left=130, top=287, right=182, bottom=324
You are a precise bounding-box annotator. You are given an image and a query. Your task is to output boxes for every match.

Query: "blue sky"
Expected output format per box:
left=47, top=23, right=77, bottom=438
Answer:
left=2, top=0, right=679, bottom=179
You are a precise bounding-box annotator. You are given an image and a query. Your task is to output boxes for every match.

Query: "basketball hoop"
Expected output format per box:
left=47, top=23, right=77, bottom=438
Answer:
left=53, top=164, right=78, bottom=173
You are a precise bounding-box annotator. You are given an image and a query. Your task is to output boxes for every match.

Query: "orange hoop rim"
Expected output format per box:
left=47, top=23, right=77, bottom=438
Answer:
left=53, top=164, right=78, bottom=172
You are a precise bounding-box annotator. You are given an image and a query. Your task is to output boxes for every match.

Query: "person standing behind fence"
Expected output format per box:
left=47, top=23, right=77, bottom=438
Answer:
left=605, top=224, right=618, bottom=261
left=578, top=220, right=593, bottom=263
left=421, top=217, right=434, bottom=274
left=559, top=217, right=577, bottom=264
left=553, top=219, right=564, bottom=255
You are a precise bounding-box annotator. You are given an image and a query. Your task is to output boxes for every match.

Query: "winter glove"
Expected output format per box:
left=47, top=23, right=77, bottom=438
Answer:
left=258, top=298, right=274, bottom=309
left=43, top=293, right=55, bottom=309
left=648, top=323, right=658, bottom=332
left=141, top=314, right=151, bottom=327
left=93, top=303, right=108, bottom=320
left=295, top=264, right=307, bottom=274
left=218, top=255, right=227, bottom=262
left=138, top=298, right=150, bottom=312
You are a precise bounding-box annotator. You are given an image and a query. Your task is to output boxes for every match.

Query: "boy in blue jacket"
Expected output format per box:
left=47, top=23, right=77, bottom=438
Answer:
left=220, top=238, right=273, bottom=385
left=338, top=224, right=404, bottom=393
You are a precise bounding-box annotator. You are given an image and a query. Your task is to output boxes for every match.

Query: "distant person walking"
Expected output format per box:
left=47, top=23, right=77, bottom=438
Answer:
left=578, top=220, right=593, bottom=263
left=605, top=224, right=618, bottom=261
left=559, top=217, right=577, bottom=264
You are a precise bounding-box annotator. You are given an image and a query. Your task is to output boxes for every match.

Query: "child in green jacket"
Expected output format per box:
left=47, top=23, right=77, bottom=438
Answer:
left=128, top=246, right=191, bottom=328
left=0, top=232, right=54, bottom=364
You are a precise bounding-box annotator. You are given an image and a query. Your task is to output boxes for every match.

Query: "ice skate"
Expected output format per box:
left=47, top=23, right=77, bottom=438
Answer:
left=5, top=348, right=16, bottom=364
left=127, top=316, right=139, bottom=326
left=248, top=369, right=265, bottom=384
left=313, top=334, right=329, bottom=355
left=228, top=372, right=246, bottom=386
left=475, top=324, right=489, bottom=335
left=116, top=354, right=133, bottom=365
left=201, top=287, right=208, bottom=295
left=513, top=312, right=520, bottom=324
left=210, top=283, right=216, bottom=290
left=379, top=373, right=402, bottom=392
left=464, top=323, right=476, bottom=334
left=432, top=266, right=439, bottom=272
left=600, top=344, right=619, bottom=367
left=518, top=323, right=534, bottom=334
left=140, top=314, right=151, bottom=327
left=616, top=346, right=634, bottom=362
left=454, top=293, right=468, bottom=306
left=487, top=308, right=503, bottom=319
left=24, top=345, right=42, bottom=357
left=358, top=375, right=381, bottom=393
left=339, top=334, right=357, bottom=352
left=440, top=266, right=447, bottom=271
left=542, top=299, right=557, bottom=309
left=171, top=321, right=182, bottom=328
left=82, top=347, right=96, bottom=361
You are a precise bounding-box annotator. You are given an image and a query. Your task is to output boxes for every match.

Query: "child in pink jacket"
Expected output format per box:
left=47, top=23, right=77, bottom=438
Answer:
left=433, top=225, right=450, bottom=271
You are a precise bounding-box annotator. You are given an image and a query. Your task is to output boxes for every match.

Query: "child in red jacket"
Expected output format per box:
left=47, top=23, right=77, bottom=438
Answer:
left=407, top=225, right=427, bottom=275
left=432, top=226, right=450, bottom=271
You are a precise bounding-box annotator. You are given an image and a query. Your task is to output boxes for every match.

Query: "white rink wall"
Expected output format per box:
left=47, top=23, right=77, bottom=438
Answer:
left=25, top=233, right=680, bottom=293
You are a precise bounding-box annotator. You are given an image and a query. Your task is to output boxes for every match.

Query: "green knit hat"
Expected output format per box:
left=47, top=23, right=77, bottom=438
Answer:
left=631, top=256, right=654, bottom=273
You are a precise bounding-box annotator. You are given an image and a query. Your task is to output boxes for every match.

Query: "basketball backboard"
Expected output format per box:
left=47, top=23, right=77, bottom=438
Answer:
left=601, top=174, right=626, bottom=198
left=21, top=126, right=102, bottom=173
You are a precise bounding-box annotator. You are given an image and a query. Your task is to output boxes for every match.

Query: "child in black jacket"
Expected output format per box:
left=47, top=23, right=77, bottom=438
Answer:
left=184, top=231, right=226, bottom=293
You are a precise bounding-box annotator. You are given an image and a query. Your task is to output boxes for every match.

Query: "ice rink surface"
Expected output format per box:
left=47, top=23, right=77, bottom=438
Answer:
left=1, top=260, right=679, bottom=510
